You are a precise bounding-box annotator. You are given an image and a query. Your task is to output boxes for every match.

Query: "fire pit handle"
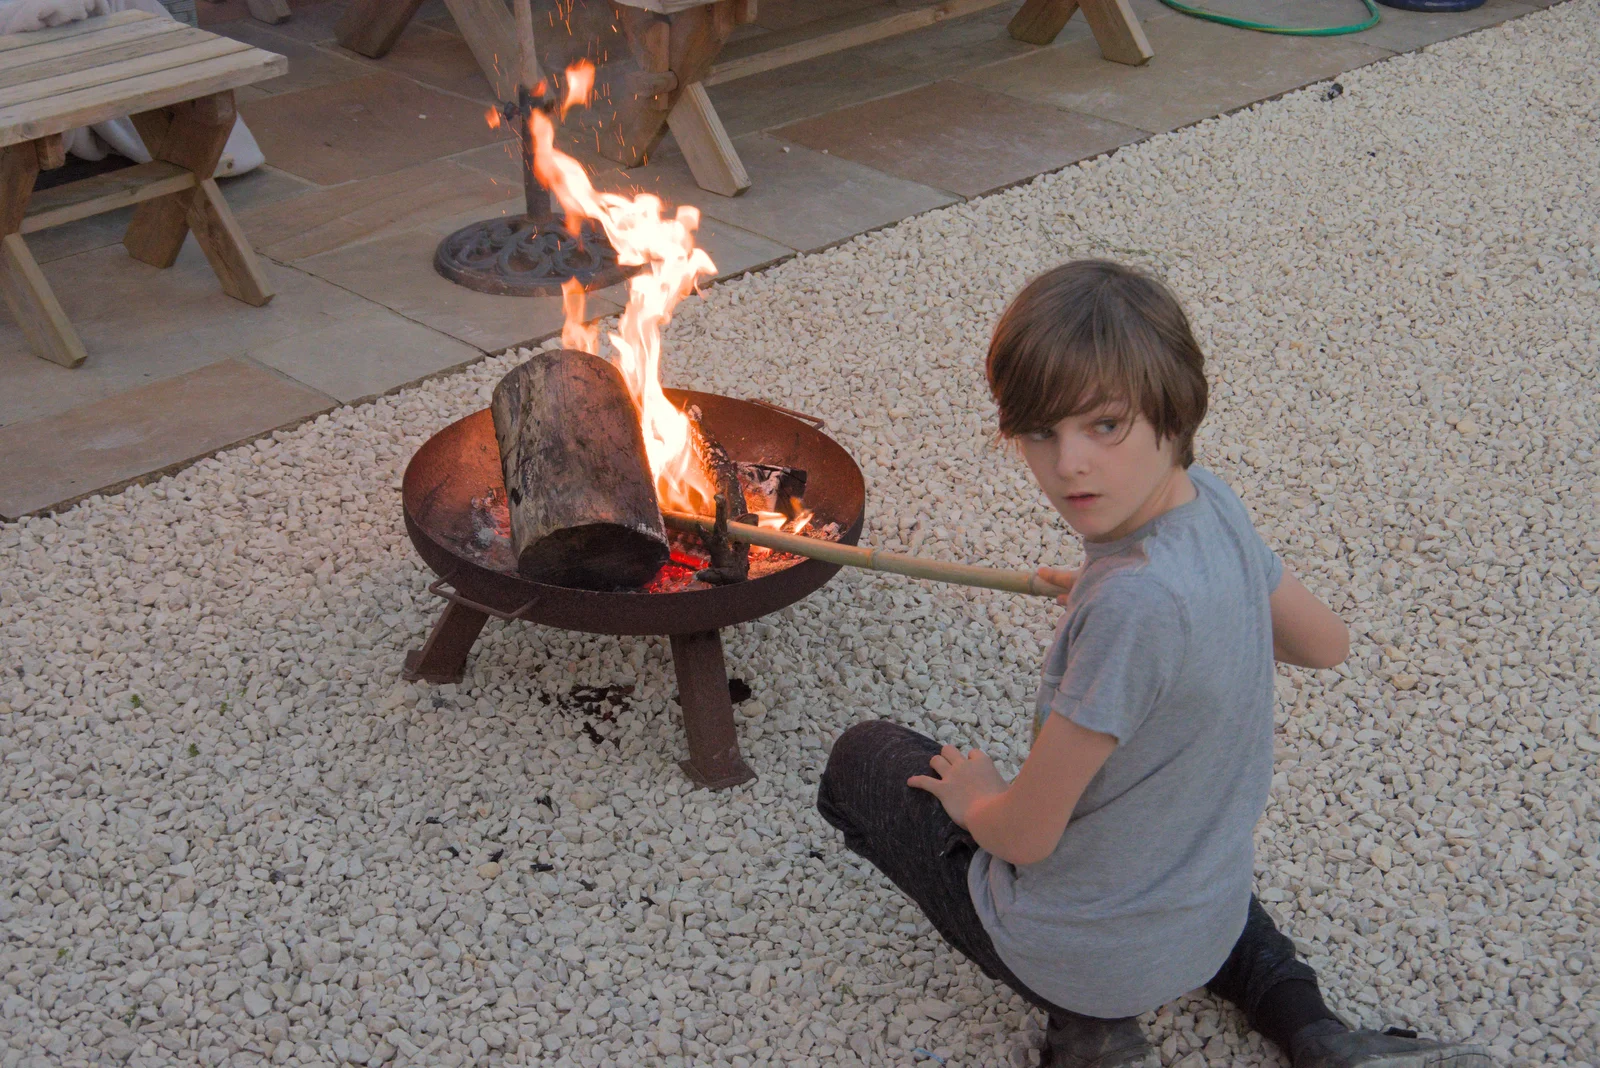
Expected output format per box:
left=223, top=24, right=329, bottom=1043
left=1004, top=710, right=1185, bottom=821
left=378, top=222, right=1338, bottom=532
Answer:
left=426, top=575, right=541, bottom=622
left=748, top=398, right=826, bottom=430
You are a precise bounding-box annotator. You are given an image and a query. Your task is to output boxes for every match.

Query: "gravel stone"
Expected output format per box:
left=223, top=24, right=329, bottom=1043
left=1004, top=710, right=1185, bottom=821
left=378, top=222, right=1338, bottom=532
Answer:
left=2, top=7, right=1599, bottom=1066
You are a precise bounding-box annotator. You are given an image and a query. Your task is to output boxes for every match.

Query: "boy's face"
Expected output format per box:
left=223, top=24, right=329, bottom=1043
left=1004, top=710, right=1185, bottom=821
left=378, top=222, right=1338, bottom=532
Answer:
left=1017, top=405, right=1191, bottom=543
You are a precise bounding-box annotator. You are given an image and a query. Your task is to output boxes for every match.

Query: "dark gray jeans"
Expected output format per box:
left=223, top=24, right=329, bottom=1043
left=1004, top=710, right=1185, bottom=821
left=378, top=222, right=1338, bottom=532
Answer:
left=816, top=720, right=1324, bottom=1041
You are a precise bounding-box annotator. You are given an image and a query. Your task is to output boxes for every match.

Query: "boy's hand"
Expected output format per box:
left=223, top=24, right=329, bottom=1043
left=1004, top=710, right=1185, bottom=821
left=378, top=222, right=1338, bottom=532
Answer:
left=908, top=746, right=1008, bottom=829
left=1035, top=565, right=1081, bottom=605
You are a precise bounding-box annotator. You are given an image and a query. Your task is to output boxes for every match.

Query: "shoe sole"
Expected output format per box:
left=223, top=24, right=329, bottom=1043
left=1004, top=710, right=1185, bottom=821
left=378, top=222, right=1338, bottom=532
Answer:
left=1350, top=1050, right=1495, bottom=1068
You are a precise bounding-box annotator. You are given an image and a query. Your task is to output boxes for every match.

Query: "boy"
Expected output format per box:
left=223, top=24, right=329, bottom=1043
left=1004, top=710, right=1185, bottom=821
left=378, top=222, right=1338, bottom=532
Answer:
left=817, top=261, right=1491, bottom=1068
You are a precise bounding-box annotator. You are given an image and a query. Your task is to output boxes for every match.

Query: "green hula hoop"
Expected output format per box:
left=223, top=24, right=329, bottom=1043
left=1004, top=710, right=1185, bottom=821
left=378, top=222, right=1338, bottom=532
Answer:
left=1156, top=0, right=1380, bottom=35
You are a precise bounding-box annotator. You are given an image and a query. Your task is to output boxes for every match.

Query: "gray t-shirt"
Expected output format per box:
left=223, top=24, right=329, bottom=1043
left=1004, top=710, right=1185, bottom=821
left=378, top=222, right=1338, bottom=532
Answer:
left=968, top=466, right=1283, bottom=1018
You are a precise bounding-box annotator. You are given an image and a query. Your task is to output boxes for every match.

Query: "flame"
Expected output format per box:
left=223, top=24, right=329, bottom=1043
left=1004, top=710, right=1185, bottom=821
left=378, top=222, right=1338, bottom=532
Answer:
left=560, top=278, right=598, bottom=353
left=561, top=60, right=595, bottom=119
left=485, top=106, right=502, bottom=130
left=752, top=510, right=814, bottom=535
left=532, top=67, right=719, bottom=515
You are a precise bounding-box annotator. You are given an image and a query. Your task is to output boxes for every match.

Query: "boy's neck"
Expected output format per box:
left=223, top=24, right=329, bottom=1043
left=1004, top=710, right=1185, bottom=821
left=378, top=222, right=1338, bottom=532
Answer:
left=1085, top=465, right=1197, bottom=544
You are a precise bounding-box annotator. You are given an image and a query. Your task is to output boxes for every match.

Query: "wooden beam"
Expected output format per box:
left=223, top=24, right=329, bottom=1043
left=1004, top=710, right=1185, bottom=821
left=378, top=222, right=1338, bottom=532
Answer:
left=1007, top=0, right=1077, bottom=44
left=666, top=81, right=747, bottom=197
left=440, top=0, right=522, bottom=101
left=336, top=0, right=429, bottom=59
left=22, top=160, right=196, bottom=234
left=0, top=233, right=87, bottom=367
left=705, top=0, right=1009, bottom=86
left=34, top=133, right=65, bottom=171
left=186, top=177, right=273, bottom=306
left=1077, top=0, right=1151, bottom=65
left=124, top=94, right=234, bottom=269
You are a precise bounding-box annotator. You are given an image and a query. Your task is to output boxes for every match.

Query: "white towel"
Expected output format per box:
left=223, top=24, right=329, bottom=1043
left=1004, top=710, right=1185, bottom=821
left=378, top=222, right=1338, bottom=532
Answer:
left=0, top=0, right=266, bottom=175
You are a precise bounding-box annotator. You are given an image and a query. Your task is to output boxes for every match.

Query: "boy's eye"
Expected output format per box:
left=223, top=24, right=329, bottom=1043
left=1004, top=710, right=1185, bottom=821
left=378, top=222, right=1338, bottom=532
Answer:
left=1093, top=419, right=1120, bottom=434
left=1024, top=428, right=1054, bottom=442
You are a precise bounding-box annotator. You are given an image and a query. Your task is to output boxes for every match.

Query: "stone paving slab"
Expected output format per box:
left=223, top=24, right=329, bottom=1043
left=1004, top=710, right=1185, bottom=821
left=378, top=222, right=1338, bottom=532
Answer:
left=0, top=360, right=332, bottom=520
left=774, top=79, right=1145, bottom=197
left=957, top=11, right=1392, bottom=133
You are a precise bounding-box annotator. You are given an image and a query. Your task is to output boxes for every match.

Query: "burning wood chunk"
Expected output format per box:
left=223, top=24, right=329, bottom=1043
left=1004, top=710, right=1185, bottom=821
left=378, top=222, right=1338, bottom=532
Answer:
left=489, top=350, right=669, bottom=590
left=735, top=462, right=808, bottom=519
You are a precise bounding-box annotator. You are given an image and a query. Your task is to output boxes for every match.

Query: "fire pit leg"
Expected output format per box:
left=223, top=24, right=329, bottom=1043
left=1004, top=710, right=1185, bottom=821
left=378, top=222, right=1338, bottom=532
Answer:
left=669, top=629, right=755, bottom=790
left=403, top=602, right=490, bottom=684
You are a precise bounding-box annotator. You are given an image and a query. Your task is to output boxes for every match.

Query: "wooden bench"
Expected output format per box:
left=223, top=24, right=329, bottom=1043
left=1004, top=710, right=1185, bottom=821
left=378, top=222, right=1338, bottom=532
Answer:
left=0, top=11, right=286, bottom=367
left=336, top=0, right=1150, bottom=199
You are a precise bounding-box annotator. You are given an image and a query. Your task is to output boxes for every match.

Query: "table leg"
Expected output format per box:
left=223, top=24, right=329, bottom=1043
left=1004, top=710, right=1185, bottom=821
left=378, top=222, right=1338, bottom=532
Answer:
left=1008, top=0, right=1151, bottom=64
left=403, top=601, right=491, bottom=684
left=441, top=0, right=521, bottom=102
left=124, top=93, right=274, bottom=306
left=666, top=82, right=748, bottom=197
left=670, top=629, right=756, bottom=790
left=0, top=143, right=86, bottom=367
left=338, top=0, right=427, bottom=59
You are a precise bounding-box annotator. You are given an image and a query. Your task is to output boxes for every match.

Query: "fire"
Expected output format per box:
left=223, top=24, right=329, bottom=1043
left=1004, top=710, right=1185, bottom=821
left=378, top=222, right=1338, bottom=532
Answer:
left=752, top=510, right=814, bottom=534
left=560, top=60, right=595, bottom=120
left=532, top=64, right=720, bottom=516
left=484, top=106, right=502, bottom=130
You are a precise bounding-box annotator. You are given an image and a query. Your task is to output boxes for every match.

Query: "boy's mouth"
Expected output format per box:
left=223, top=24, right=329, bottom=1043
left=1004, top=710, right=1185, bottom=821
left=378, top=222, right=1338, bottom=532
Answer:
left=1063, top=493, right=1100, bottom=507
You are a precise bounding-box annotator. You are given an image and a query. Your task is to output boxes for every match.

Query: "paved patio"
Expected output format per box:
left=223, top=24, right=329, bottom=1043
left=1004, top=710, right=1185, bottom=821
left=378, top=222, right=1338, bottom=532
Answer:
left=0, top=0, right=1559, bottom=518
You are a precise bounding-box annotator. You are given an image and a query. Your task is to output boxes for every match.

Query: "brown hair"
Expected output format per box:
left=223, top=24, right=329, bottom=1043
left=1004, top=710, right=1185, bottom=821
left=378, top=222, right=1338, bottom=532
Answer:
left=986, top=260, right=1208, bottom=467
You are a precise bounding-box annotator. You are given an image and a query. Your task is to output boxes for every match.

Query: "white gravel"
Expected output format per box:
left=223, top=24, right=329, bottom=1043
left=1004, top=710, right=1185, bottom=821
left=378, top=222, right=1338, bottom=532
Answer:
left=4, top=4, right=1599, bottom=1066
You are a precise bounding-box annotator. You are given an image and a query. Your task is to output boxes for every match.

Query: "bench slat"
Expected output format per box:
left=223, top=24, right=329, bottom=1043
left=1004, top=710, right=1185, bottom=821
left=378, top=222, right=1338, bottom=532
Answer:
left=0, top=49, right=285, bottom=146
left=0, top=24, right=215, bottom=91
left=20, top=160, right=196, bottom=234
left=0, top=36, right=253, bottom=110
left=0, top=9, right=149, bottom=53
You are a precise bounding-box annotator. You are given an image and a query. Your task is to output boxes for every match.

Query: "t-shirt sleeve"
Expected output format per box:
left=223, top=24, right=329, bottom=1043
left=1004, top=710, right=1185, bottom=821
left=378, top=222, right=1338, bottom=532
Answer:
left=1256, top=535, right=1284, bottom=594
left=1049, top=576, right=1189, bottom=744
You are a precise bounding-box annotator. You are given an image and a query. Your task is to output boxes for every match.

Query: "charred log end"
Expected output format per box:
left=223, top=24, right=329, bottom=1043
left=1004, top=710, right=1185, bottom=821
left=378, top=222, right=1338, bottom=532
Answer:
left=519, top=522, right=669, bottom=590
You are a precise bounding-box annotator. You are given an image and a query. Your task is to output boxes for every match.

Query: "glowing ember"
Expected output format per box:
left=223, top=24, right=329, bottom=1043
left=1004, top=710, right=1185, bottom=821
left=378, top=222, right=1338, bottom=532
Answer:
left=528, top=65, right=720, bottom=516
left=484, top=107, right=502, bottom=130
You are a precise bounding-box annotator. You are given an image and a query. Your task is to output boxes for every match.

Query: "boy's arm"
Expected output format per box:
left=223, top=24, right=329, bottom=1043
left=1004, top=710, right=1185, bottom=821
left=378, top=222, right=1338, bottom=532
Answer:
left=909, top=713, right=1116, bottom=867
left=1270, top=570, right=1350, bottom=669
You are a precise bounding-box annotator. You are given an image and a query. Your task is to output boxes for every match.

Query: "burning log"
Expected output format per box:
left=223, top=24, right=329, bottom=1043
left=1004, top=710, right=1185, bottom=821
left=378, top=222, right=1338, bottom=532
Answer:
left=490, top=349, right=669, bottom=589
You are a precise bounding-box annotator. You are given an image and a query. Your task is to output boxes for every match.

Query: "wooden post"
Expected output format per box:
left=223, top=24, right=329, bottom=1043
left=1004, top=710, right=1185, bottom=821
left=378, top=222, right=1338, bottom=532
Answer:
left=1008, top=0, right=1078, bottom=44
left=440, top=0, right=523, bottom=101
left=1008, top=0, right=1152, bottom=65
left=123, top=93, right=274, bottom=306
left=666, top=82, right=748, bottom=197
left=337, top=0, right=429, bottom=59
left=0, top=142, right=86, bottom=368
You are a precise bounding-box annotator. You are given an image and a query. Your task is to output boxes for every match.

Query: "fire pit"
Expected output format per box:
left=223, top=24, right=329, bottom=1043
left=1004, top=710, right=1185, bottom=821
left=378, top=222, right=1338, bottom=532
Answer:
left=401, top=390, right=865, bottom=789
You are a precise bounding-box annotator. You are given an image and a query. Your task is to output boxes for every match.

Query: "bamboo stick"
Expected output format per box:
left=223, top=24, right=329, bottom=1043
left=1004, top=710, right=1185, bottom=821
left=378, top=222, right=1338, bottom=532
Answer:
left=663, top=512, right=1069, bottom=598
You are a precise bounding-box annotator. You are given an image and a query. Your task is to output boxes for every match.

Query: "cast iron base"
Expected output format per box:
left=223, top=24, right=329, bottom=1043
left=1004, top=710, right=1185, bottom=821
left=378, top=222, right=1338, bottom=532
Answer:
left=434, top=215, right=635, bottom=297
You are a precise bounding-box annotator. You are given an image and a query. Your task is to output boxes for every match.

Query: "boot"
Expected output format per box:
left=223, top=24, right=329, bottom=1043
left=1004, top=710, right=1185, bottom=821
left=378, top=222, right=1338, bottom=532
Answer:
left=1039, top=1014, right=1157, bottom=1068
left=1291, top=1019, right=1496, bottom=1068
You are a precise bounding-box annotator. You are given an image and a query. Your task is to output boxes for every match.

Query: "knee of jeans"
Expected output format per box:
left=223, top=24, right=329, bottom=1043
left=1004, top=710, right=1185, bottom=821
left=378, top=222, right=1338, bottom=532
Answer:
left=817, top=720, right=899, bottom=816
left=822, top=720, right=897, bottom=783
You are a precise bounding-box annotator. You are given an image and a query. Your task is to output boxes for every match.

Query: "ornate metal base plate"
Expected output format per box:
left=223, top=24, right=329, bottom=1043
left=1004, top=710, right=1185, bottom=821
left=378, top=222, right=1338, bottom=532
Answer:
left=434, top=214, right=636, bottom=296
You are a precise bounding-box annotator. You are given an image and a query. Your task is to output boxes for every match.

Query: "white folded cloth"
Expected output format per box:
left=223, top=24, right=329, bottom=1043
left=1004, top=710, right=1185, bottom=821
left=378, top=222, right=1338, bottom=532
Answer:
left=0, top=0, right=266, bottom=175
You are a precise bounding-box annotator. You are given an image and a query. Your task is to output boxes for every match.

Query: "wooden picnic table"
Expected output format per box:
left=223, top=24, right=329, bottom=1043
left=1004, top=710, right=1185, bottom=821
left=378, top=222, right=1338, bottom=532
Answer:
left=335, top=0, right=1152, bottom=199
left=0, top=11, right=285, bottom=367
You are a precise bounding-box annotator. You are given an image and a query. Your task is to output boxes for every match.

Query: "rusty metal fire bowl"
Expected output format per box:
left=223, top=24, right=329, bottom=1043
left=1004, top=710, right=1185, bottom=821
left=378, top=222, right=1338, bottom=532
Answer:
left=401, top=390, right=867, bottom=789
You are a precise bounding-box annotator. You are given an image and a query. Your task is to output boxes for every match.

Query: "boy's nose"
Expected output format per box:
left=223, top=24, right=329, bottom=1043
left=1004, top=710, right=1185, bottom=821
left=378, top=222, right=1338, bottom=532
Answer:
left=1054, top=437, right=1089, bottom=480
